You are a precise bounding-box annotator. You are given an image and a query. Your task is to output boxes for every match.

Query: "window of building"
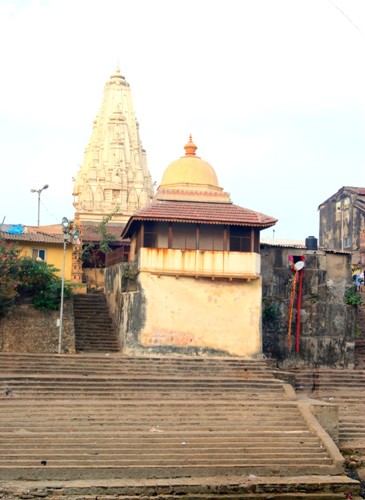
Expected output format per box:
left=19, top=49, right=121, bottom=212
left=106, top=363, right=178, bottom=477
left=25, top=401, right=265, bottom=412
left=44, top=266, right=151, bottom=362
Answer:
left=32, top=249, right=46, bottom=261
left=335, top=201, right=341, bottom=221
left=344, top=237, right=351, bottom=248
left=229, top=227, right=252, bottom=252
left=142, top=222, right=169, bottom=249
left=198, top=225, right=224, bottom=251
left=143, top=232, right=158, bottom=248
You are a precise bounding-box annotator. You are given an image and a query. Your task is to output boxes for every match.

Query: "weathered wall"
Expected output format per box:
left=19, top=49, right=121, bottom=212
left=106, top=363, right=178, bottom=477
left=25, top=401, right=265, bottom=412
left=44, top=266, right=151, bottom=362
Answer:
left=104, top=263, right=262, bottom=357
left=261, top=246, right=356, bottom=368
left=84, top=268, right=105, bottom=291
left=0, top=299, right=75, bottom=353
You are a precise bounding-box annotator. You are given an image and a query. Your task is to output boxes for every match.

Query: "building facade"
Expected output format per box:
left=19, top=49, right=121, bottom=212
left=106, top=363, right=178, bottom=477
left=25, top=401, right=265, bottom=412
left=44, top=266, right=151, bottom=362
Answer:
left=318, top=186, right=365, bottom=265
left=0, top=225, right=74, bottom=281
left=105, top=137, right=277, bottom=357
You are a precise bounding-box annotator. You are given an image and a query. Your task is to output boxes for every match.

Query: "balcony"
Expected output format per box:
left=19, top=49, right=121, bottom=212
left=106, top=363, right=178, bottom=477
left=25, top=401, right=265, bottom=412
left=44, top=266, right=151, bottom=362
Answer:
left=137, top=247, right=260, bottom=280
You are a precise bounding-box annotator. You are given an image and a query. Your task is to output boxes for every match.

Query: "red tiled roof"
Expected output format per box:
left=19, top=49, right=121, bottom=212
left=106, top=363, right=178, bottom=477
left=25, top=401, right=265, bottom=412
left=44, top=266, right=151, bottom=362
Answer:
left=122, top=200, right=277, bottom=238
left=0, top=230, right=64, bottom=244
left=27, top=224, right=64, bottom=235
left=80, top=222, right=126, bottom=243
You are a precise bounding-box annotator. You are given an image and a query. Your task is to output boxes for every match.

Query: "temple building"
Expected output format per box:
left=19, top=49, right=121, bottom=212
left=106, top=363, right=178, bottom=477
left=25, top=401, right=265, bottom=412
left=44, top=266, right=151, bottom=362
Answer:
left=72, top=67, right=154, bottom=224
left=71, top=67, right=154, bottom=289
left=106, top=137, right=277, bottom=357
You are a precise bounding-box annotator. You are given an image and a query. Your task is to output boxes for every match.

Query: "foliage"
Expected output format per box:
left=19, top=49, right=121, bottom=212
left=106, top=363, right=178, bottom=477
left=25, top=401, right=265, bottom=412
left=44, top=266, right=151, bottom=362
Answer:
left=18, top=258, right=59, bottom=294
left=263, top=298, right=281, bottom=321
left=81, top=209, right=119, bottom=269
left=344, top=285, right=362, bottom=307
left=122, top=264, right=138, bottom=280
left=0, top=237, right=21, bottom=315
left=32, top=279, right=73, bottom=311
left=309, top=293, right=318, bottom=303
left=0, top=241, right=73, bottom=315
left=17, top=257, right=73, bottom=310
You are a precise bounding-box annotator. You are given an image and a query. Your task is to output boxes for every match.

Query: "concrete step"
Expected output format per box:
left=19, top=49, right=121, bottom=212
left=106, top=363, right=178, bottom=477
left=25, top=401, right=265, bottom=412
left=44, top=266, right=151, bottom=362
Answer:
left=281, top=368, right=365, bottom=467
left=0, top=354, right=345, bottom=483
left=0, top=476, right=361, bottom=499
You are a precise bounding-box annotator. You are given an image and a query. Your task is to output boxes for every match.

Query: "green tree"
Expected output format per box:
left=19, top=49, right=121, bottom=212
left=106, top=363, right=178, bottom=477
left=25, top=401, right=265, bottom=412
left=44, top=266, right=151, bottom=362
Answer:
left=17, top=258, right=73, bottom=310
left=0, top=237, right=21, bottom=315
left=80, top=209, right=119, bottom=286
left=0, top=238, right=73, bottom=315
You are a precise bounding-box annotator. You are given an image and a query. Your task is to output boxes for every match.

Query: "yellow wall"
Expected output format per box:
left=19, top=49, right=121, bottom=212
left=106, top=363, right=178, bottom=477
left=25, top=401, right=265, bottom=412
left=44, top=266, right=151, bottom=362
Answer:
left=19, top=242, right=73, bottom=280
left=138, top=272, right=262, bottom=357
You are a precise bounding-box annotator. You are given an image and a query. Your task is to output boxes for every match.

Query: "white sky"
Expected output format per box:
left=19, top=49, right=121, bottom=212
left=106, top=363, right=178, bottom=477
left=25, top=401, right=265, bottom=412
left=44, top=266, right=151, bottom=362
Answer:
left=0, top=0, right=364, bottom=239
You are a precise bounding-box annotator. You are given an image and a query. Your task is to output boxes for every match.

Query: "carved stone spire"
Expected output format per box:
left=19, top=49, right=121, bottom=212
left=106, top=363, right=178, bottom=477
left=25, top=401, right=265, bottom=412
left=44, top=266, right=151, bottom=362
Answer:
left=72, top=68, right=154, bottom=223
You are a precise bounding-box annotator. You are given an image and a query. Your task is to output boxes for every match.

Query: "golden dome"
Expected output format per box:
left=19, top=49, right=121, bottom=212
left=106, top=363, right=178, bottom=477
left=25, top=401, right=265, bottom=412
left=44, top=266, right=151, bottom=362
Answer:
left=160, top=136, right=219, bottom=188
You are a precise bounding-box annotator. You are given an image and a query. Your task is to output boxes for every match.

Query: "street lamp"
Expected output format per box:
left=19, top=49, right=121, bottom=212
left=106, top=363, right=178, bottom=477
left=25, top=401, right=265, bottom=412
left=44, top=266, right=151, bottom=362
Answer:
left=58, top=217, right=79, bottom=354
left=30, top=184, right=49, bottom=226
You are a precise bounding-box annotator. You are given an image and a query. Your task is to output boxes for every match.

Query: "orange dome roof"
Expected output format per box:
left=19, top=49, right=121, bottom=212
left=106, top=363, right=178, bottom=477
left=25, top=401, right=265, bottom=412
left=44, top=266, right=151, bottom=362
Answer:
left=160, top=136, right=219, bottom=188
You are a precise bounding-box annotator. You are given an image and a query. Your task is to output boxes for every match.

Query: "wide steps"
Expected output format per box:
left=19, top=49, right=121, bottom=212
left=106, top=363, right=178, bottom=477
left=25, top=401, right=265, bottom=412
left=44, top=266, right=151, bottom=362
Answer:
left=0, top=353, right=274, bottom=378
left=0, top=354, right=350, bottom=493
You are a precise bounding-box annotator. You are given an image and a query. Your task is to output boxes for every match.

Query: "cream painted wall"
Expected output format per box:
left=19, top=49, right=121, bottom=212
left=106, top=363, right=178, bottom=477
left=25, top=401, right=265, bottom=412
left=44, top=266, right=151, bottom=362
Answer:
left=138, top=272, right=262, bottom=357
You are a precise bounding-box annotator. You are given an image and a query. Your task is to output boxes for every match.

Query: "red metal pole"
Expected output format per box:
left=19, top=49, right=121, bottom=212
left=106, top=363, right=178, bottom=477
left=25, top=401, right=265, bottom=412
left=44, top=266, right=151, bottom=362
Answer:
left=295, top=269, right=304, bottom=353
left=287, top=271, right=298, bottom=349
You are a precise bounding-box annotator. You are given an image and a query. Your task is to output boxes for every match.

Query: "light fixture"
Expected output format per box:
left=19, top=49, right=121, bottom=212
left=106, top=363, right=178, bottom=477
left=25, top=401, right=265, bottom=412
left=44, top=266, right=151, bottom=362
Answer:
left=58, top=217, right=79, bottom=354
left=61, top=217, right=70, bottom=232
left=30, top=184, right=49, bottom=226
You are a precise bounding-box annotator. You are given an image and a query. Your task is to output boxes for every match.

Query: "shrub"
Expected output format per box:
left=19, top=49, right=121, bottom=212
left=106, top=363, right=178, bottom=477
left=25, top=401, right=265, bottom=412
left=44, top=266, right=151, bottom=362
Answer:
left=0, top=244, right=74, bottom=315
left=0, top=238, right=21, bottom=315
left=344, top=285, right=362, bottom=307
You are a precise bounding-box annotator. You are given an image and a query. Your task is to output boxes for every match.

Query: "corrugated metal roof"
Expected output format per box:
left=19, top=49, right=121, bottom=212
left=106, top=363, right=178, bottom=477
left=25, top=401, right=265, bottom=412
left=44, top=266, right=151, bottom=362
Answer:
left=260, top=238, right=305, bottom=248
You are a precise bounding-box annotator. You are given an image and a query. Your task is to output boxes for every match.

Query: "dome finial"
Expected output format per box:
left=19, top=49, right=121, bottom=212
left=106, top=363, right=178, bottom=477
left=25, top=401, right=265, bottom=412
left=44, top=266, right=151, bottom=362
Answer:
left=184, top=135, right=197, bottom=157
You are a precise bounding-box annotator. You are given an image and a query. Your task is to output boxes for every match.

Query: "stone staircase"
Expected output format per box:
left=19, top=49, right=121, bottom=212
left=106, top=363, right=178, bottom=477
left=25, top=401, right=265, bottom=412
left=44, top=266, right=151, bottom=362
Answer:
left=290, top=368, right=365, bottom=459
left=73, top=293, right=119, bottom=353
left=355, top=292, right=365, bottom=370
left=0, top=353, right=361, bottom=498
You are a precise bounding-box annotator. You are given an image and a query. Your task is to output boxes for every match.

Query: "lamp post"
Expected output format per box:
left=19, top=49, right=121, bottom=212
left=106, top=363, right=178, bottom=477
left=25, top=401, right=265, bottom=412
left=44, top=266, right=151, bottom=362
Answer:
left=30, top=184, right=49, bottom=226
left=58, top=217, right=79, bottom=354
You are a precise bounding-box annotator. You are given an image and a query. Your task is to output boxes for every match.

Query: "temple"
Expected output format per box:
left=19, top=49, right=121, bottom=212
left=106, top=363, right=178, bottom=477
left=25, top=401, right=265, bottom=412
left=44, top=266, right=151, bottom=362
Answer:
left=72, top=67, right=154, bottom=224
left=108, top=137, right=277, bottom=357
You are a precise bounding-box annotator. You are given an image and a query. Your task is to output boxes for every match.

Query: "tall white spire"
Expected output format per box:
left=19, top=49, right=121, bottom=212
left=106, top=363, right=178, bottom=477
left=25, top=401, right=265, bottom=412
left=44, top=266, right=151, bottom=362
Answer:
left=73, top=67, right=154, bottom=223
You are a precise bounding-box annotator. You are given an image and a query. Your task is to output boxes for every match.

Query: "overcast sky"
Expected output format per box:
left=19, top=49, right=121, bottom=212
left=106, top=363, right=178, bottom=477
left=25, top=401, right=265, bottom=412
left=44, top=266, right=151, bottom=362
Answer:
left=0, top=0, right=364, bottom=240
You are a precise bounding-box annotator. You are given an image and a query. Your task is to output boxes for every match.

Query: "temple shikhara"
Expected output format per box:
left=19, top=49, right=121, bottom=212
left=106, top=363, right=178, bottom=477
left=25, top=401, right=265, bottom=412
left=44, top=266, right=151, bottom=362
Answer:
left=72, top=67, right=154, bottom=224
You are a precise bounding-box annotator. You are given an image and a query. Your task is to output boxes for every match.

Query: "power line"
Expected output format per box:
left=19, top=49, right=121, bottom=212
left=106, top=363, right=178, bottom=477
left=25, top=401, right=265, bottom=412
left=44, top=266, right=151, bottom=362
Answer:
left=328, top=0, right=365, bottom=38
